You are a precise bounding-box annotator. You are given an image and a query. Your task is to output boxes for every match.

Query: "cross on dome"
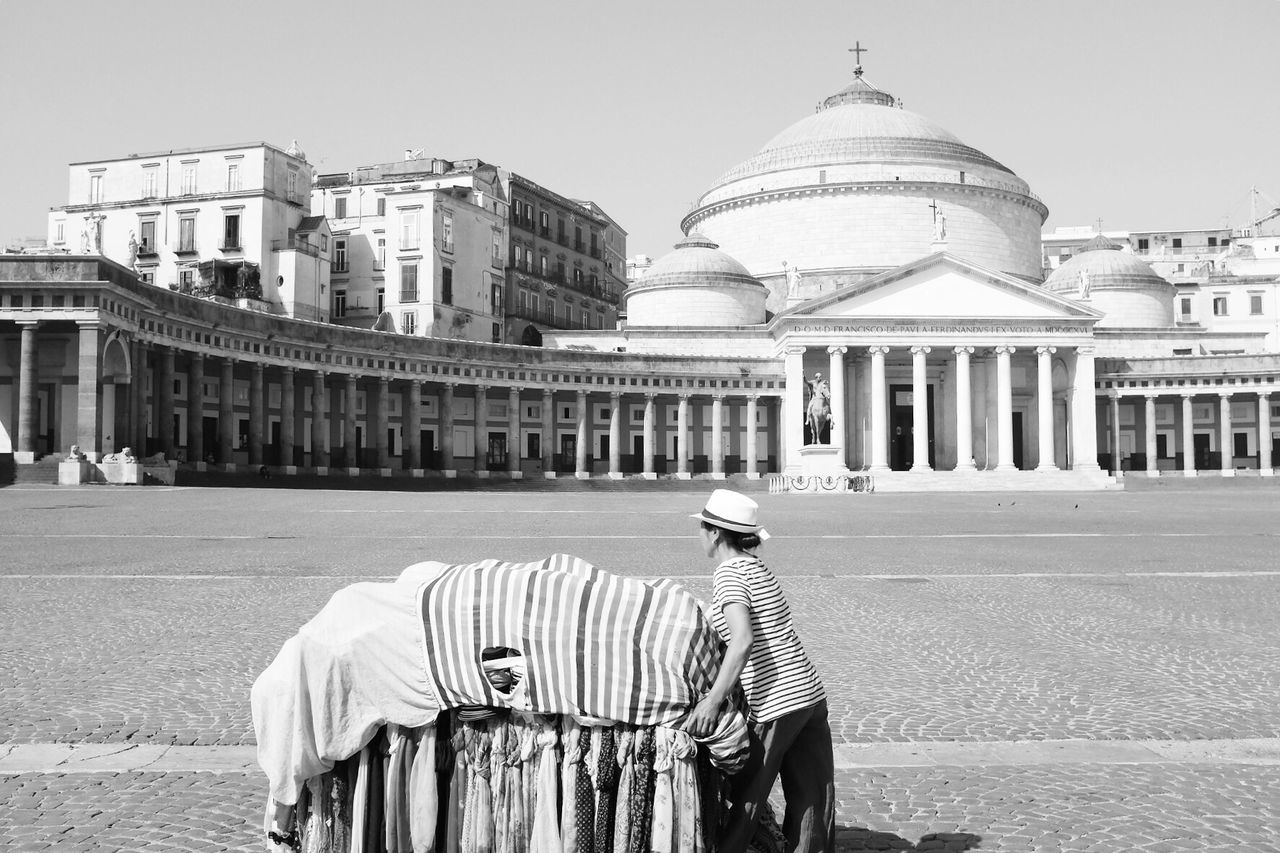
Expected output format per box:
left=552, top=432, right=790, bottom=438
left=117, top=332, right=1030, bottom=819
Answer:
left=848, top=41, right=869, bottom=76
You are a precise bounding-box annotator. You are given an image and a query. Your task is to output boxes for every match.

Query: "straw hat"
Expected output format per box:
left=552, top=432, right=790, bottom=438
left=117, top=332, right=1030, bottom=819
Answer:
left=690, top=489, right=770, bottom=541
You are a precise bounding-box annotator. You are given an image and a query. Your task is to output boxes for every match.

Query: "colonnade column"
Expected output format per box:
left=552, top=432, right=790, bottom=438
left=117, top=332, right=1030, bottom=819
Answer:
left=608, top=392, right=622, bottom=479
left=994, top=345, right=1016, bottom=471
left=279, top=368, right=295, bottom=471
left=910, top=345, right=931, bottom=472
left=406, top=382, right=422, bottom=472
left=711, top=395, right=725, bottom=479
left=76, top=323, right=102, bottom=459
left=1108, top=394, right=1121, bottom=475
left=249, top=363, right=265, bottom=467
left=14, top=322, right=40, bottom=462
left=342, top=374, right=358, bottom=471
left=1260, top=393, right=1273, bottom=476
left=868, top=346, right=889, bottom=472
left=1071, top=347, right=1100, bottom=472
left=954, top=347, right=974, bottom=470
left=1036, top=346, right=1057, bottom=471
left=1218, top=393, right=1234, bottom=477
left=676, top=394, right=690, bottom=479
left=187, top=353, right=205, bottom=466
left=310, top=371, right=328, bottom=470
left=131, top=339, right=147, bottom=453
left=784, top=346, right=805, bottom=470
left=158, top=346, right=176, bottom=459
left=1180, top=394, right=1195, bottom=477
left=440, top=384, right=456, bottom=476
left=374, top=378, right=390, bottom=472
left=219, top=358, right=235, bottom=467
left=642, top=394, right=656, bottom=479
left=507, top=387, right=522, bottom=479
left=745, top=395, right=759, bottom=479
left=575, top=390, right=589, bottom=479
left=828, top=346, right=847, bottom=460
left=1143, top=394, right=1158, bottom=476
left=541, top=389, right=555, bottom=478
left=475, top=385, right=490, bottom=478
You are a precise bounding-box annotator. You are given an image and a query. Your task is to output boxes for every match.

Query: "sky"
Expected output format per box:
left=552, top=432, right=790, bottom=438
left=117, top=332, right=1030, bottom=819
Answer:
left=3, top=0, right=1279, bottom=257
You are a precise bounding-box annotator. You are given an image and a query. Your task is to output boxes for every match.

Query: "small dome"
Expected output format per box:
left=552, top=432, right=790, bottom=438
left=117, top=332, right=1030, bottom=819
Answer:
left=820, top=68, right=898, bottom=109
left=624, top=234, right=767, bottom=327
left=1045, top=237, right=1175, bottom=328
left=285, top=139, right=306, bottom=160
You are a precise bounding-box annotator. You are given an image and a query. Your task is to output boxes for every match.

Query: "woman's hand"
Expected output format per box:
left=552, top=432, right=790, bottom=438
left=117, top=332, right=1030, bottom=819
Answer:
left=685, top=692, right=722, bottom=738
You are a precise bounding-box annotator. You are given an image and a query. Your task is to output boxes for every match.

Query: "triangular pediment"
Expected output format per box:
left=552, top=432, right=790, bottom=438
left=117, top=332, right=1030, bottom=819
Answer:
left=779, top=254, right=1102, bottom=323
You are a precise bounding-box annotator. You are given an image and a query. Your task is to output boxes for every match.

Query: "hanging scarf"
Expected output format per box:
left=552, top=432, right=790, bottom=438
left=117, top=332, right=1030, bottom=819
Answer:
left=447, top=725, right=468, bottom=853
left=625, top=729, right=654, bottom=853
left=505, top=720, right=528, bottom=853
left=491, top=721, right=511, bottom=853
left=351, top=744, right=371, bottom=853
left=593, top=727, right=620, bottom=853
left=463, top=724, right=494, bottom=853
left=668, top=730, right=700, bottom=853
left=411, top=724, right=440, bottom=853
left=529, top=718, right=562, bottom=853
left=610, top=730, right=634, bottom=853
left=575, top=727, right=596, bottom=853
left=560, top=722, right=581, bottom=853
left=649, top=729, right=674, bottom=853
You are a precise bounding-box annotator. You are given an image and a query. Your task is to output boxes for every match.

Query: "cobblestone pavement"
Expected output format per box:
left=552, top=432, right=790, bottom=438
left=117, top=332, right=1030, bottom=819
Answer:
left=2, top=486, right=1279, bottom=850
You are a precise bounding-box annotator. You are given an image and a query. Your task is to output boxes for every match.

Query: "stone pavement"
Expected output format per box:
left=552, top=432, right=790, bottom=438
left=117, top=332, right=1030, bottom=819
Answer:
left=2, top=486, right=1279, bottom=851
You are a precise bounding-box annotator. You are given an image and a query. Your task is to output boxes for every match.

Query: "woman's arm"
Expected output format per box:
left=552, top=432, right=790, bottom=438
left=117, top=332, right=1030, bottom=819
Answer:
left=685, top=602, right=753, bottom=737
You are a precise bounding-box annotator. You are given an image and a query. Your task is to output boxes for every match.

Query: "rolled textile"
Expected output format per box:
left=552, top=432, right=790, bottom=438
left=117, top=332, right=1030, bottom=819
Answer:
left=410, top=724, right=440, bottom=853
left=668, top=730, right=700, bottom=853
left=650, top=729, right=674, bottom=853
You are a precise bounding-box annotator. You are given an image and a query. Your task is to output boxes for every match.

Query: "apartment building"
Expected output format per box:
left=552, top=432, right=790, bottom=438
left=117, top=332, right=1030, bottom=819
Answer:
left=47, top=141, right=330, bottom=321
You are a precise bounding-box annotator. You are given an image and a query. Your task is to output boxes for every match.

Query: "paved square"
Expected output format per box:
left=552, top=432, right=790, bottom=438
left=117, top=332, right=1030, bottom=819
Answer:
left=2, top=485, right=1279, bottom=851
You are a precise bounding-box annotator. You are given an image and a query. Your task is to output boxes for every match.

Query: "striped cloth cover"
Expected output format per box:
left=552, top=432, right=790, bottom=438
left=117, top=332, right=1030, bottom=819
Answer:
left=418, top=554, right=722, bottom=726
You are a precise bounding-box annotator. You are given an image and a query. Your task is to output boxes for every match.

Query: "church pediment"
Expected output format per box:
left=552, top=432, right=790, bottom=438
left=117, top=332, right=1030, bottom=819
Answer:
left=780, top=253, right=1102, bottom=322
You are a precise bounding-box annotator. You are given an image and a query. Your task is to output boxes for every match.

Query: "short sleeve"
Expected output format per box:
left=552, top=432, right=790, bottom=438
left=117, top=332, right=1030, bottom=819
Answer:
left=712, top=562, right=751, bottom=613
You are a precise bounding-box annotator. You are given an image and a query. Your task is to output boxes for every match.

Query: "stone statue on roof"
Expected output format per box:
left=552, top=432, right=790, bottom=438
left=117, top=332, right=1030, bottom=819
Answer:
left=784, top=261, right=803, bottom=298
left=1079, top=269, right=1091, bottom=300
left=933, top=206, right=947, bottom=242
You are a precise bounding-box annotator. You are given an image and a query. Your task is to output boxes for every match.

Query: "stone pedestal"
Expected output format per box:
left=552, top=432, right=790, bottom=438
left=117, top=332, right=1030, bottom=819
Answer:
left=798, top=445, right=848, bottom=476
left=13, top=452, right=36, bottom=464
left=100, top=462, right=144, bottom=485
left=58, top=461, right=94, bottom=485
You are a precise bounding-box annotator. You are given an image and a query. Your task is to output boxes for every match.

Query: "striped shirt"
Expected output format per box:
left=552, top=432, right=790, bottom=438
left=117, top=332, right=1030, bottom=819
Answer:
left=710, top=555, right=825, bottom=724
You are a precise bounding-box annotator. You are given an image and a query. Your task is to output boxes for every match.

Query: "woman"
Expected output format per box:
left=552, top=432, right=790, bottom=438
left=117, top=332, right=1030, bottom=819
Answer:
left=685, top=489, right=834, bottom=853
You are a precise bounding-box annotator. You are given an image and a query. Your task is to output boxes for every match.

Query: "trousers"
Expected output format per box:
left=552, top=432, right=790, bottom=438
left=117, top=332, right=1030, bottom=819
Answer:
left=720, top=699, right=835, bottom=853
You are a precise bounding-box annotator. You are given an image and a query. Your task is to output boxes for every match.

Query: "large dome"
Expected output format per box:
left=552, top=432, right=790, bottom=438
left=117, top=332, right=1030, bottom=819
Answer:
left=682, top=70, right=1048, bottom=313
left=624, top=233, right=767, bottom=327
left=1044, top=234, right=1175, bottom=328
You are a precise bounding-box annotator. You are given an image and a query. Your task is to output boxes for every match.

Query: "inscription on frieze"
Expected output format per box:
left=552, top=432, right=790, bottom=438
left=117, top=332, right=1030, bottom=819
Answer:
left=792, top=321, right=1080, bottom=336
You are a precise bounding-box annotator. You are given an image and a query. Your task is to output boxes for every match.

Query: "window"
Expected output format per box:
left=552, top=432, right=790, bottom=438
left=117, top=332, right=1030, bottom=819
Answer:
left=287, top=168, right=299, bottom=201
left=525, top=248, right=533, bottom=270
left=54, top=221, right=64, bottom=244
left=402, top=311, right=417, bottom=335
left=555, top=261, right=565, bottom=282
left=564, top=304, right=573, bottom=325
left=442, top=212, right=454, bottom=253
left=530, top=293, right=539, bottom=314
left=400, top=262, right=419, bottom=302
left=590, top=232, right=598, bottom=256
left=492, top=232, right=502, bottom=265
left=597, top=312, right=604, bottom=329
left=321, top=234, right=328, bottom=252
left=333, top=289, right=347, bottom=318
left=181, top=162, right=197, bottom=195
left=139, top=220, right=156, bottom=253
left=333, top=238, right=348, bottom=272
left=89, top=172, right=103, bottom=203
left=334, top=196, right=347, bottom=219
left=375, top=237, right=386, bottom=270
left=222, top=213, right=241, bottom=249
left=1208, top=237, right=1218, bottom=247
left=399, top=210, right=420, bottom=250
left=1137, top=238, right=1149, bottom=251
left=519, top=289, right=528, bottom=311
left=557, top=219, right=566, bottom=242
left=376, top=197, right=386, bottom=216
left=491, top=281, right=504, bottom=315
left=141, top=271, right=155, bottom=285
left=376, top=288, right=385, bottom=314
left=1250, top=293, right=1264, bottom=315
left=441, top=267, right=453, bottom=305
left=1213, top=295, right=1228, bottom=316
left=1172, top=237, right=1182, bottom=249
left=1179, top=296, right=1192, bottom=320
left=540, top=255, right=549, bottom=277
left=492, top=323, right=501, bottom=343
left=573, top=268, right=584, bottom=286
left=226, top=163, right=241, bottom=192
left=179, top=268, right=195, bottom=290
left=178, top=215, right=197, bottom=252
left=540, top=211, right=549, bottom=236
left=142, top=168, right=158, bottom=199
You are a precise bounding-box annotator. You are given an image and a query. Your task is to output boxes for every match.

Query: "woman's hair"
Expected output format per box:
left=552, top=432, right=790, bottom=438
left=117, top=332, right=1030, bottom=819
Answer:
left=701, top=521, right=761, bottom=552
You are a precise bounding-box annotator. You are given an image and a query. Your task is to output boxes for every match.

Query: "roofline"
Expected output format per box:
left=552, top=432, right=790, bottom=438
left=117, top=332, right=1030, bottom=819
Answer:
left=69, top=141, right=304, bottom=166
left=510, top=174, right=608, bottom=227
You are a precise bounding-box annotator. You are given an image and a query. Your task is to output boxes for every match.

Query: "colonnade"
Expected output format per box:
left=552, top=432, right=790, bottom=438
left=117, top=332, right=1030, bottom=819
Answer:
left=1106, top=390, right=1276, bottom=477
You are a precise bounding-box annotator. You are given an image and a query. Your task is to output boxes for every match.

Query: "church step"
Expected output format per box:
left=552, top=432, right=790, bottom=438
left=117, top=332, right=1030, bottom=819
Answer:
left=870, top=469, right=1118, bottom=492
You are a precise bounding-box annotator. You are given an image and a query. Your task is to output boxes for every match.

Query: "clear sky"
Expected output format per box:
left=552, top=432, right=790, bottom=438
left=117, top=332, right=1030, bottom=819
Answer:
left=3, top=0, right=1278, bottom=257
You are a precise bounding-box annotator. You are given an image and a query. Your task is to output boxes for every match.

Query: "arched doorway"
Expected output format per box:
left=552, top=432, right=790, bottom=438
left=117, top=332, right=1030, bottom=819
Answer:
left=101, top=333, right=132, bottom=454
left=521, top=325, right=543, bottom=347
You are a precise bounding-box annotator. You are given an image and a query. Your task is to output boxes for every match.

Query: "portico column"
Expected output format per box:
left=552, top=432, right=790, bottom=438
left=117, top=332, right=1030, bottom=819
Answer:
left=677, top=394, right=690, bottom=479
left=507, top=387, right=522, bottom=478
left=158, top=346, right=176, bottom=458
left=475, top=385, right=490, bottom=478
left=1071, top=347, right=1100, bottom=472
left=994, top=345, right=1016, bottom=471
left=280, top=367, right=295, bottom=470
left=219, top=359, right=235, bottom=467
left=342, top=374, right=358, bottom=471
left=541, top=389, right=555, bottom=477
left=249, top=362, right=265, bottom=467
left=910, top=345, right=931, bottom=472
left=187, top=352, right=205, bottom=466
left=76, top=322, right=103, bottom=459
left=441, top=384, right=456, bottom=476
left=15, top=322, right=42, bottom=462
left=784, top=345, right=806, bottom=469
left=1109, top=393, right=1121, bottom=475
left=1144, top=394, right=1159, bottom=476
left=406, top=381, right=422, bottom=471
left=711, top=394, right=725, bottom=479
left=608, top=392, right=622, bottom=479
left=643, top=393, right=656, bottom=479
left=953, top=347, right=975, bottom=470
left=575, top=390, right=589, bottom=479
left=868, top=346, right=889, bottom=472
left=1218, top=392, right=1234, bottom=477
left=745, top=395, right=759, bottom=479
left=1180, top=394, right=1195, bottom=477
left=310, top=371, right=328, bottom=470
left=374, top=377, right=390, bottom=471
left=130, top=339, right=147, bottom=453
left=1260, top=393, right=1273, bottom=476
left=1036, top=346, right=1058, bottom=471
left=827, top=346, right=847, bottom=452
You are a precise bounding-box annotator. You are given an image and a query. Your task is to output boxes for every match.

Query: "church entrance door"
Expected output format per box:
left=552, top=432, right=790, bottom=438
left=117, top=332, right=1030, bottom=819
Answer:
left=889, top=384, right=935, bottom=471
left=1012, top=412, right=1025, bottom=469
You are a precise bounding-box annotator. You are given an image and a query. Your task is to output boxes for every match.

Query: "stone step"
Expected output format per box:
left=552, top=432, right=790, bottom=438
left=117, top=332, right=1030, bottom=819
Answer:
left=867, top=468, right=1118, bottom=493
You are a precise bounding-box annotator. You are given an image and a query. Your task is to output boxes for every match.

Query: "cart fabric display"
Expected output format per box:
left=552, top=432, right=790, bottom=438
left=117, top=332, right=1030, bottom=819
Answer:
left=253, top=554, right=752, bottom=853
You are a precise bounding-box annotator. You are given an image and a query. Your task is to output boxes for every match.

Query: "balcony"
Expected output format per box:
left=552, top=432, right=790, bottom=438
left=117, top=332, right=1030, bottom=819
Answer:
left=220, top=240, right=242, bottom=252
left=136, top=242, right=158, bottom=258
left=272, top=237, right=320, bottom=258
left=331, top=262, right=349, bottom=274
left=510, top=267, right=619, bottom=305
left=507, top=303, right=586, bottom=330
left=174, top=242, right=198, bottom=256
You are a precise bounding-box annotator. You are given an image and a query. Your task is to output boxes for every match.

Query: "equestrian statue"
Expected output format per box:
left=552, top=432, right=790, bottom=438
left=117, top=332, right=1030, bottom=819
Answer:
left=805, top=373, right=831, bottom=445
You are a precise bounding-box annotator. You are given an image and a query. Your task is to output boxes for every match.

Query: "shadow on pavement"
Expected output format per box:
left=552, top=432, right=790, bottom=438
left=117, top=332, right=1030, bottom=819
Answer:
left=837, top=825, right=982, bottom=852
